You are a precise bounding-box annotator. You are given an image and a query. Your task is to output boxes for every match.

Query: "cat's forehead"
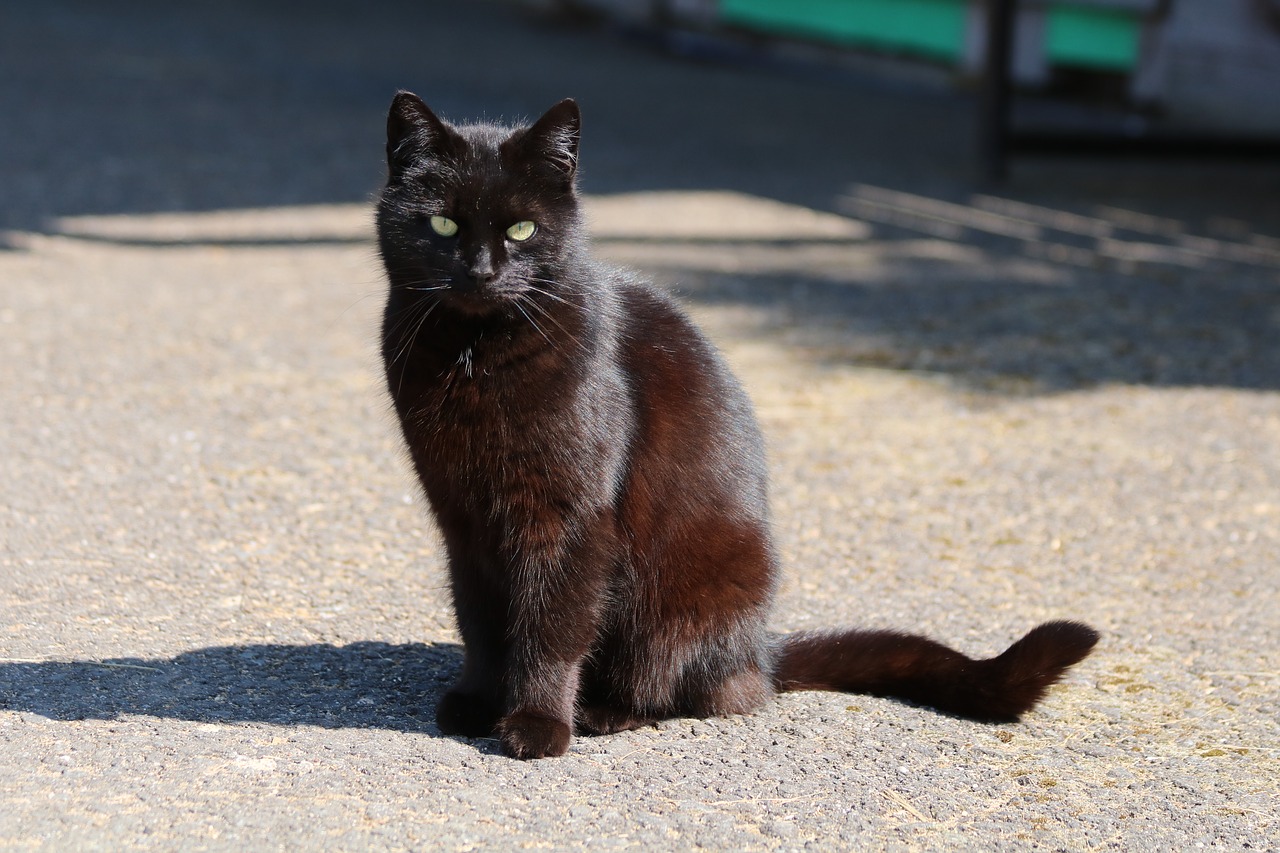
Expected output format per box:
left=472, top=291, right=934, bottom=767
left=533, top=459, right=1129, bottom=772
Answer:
left=454, top=120, right=519, bottom=152
left=449, top=124, right=515, bottom=185
left=429, top=122, right=556, bottom=209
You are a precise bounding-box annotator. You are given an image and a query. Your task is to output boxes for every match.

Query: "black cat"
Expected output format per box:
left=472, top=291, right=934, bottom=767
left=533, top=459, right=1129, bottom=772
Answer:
left=376, top=92, right=1098, bottom=759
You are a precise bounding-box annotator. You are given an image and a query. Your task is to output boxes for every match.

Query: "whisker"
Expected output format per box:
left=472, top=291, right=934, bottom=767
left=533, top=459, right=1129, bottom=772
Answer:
left=395, top=300, right=439, bottom=396
left=519, top=294, right=585, bottom=353
left=385, top=298, right=432, bottom=344
left=525, top=279, right=573, bottom=305
left=513, top=297, right=553, bottom=346
left=387, top=295, right=439, bottom=361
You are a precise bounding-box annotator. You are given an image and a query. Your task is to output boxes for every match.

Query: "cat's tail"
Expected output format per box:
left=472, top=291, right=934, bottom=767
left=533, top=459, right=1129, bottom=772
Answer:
left=772, top=620, right=1098, bottom=722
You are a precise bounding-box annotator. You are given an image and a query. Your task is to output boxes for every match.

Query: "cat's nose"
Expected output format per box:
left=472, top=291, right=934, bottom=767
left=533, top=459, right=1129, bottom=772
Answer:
left=468, top=249, right=496, bottom=286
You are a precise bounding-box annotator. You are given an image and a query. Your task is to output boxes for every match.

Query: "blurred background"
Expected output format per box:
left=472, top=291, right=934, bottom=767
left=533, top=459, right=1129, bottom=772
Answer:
left=3, top=0, right=1280, bottom=391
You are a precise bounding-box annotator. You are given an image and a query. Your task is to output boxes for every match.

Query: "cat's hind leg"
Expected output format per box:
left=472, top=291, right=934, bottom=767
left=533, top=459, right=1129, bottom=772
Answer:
left=576, top=703, right=655, bottom=735
left=685, top=665, right=773, bottom=718
left=573, top=638, right=668, bottom=735
left=576, top=662, right=772, bottom=734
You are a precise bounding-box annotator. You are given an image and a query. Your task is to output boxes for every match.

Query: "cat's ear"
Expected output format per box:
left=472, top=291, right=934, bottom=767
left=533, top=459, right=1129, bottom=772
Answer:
left=386, top=91, right=457, bottom=176
left=506, top=99, right=581, bottom=186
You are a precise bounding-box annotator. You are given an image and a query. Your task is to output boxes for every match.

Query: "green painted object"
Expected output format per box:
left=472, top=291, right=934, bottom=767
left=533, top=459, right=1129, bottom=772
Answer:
left=720, top=0, right=1143, bottom=72
left=721, top=0, right=968, bottom=62
left=1046, top=6, right=1141, bottom=71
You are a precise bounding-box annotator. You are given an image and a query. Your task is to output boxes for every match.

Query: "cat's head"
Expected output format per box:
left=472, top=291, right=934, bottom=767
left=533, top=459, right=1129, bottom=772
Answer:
left=377, top=92, right=585, bottom=316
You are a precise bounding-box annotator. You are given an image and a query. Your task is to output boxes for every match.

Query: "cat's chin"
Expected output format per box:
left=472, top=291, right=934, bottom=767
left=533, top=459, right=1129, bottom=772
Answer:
left=438, top=290, right=513, bottom=318
left=441, top=288, right=541, bottom=321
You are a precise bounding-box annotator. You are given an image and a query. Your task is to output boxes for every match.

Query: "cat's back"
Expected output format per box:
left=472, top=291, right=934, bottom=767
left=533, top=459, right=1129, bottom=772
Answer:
left=602, top=266, right=769, bottom=516
left=607, top=268, right=748, bottom=410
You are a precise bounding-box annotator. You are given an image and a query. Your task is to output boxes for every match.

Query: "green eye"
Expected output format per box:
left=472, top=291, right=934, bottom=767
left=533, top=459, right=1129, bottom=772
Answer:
left=506, top=221, right=537, bottom=242
left=429, top=215, right=458, bottom=237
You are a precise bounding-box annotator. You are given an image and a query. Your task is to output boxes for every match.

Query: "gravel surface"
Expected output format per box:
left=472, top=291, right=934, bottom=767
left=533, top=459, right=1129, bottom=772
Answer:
left=2, top=1, right=1279, bottom=849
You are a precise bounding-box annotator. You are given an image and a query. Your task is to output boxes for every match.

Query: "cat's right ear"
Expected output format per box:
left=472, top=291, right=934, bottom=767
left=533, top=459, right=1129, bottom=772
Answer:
left=503, top=99, right=581, bottom=189
left=386, top=91, right=453, bottom=176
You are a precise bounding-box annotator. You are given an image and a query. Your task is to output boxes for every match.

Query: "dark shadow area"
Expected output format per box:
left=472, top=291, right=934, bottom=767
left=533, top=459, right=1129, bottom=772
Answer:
left=676, top=258, right=1279, bottom=392
left=19, top=0, right=1249, bottom=231
left=0, top=0, right=966, bottom=234
left=4, top=0, right=1279, bottom=391
left=610, top=179, right=1280, bottom=390
left=0, top=642, right=462, bottom=734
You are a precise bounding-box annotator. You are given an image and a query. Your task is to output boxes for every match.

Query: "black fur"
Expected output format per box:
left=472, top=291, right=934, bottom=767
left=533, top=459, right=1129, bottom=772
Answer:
left=376, top=92, right=1098, bottom=759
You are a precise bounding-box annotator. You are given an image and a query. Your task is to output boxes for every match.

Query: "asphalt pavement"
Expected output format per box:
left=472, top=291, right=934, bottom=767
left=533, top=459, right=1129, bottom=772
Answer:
left=2, top=1, right=1279, bottom=849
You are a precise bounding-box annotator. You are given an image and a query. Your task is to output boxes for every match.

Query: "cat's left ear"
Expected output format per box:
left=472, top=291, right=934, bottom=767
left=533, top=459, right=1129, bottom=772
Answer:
left=506, top=99, right=581, bottom=186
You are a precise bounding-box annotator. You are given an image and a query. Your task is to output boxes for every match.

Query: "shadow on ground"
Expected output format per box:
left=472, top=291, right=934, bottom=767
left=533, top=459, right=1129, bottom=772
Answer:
left=683, top=267, right=1280, bottom=393
left=0, top=642, right=462, bottom=734
left=601, top=180, right=1280, bottom=391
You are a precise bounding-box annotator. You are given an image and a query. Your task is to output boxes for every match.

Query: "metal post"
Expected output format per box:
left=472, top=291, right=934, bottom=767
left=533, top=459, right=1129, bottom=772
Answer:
left=980, top=0, right=1017, bottom=183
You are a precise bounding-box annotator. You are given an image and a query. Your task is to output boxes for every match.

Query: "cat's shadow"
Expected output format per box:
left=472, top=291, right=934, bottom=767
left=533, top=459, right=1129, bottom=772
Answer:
left=0, top=641, right=463, bottom=736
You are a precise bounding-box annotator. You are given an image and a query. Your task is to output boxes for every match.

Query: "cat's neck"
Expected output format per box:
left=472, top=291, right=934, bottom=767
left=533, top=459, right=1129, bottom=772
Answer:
left=385, top=285, right=592, bottom=381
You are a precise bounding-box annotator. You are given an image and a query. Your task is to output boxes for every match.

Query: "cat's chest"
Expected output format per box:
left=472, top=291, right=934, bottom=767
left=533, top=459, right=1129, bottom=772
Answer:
left=398, top=344, right=579, bottom=461
left=403, top=362, right=601, bottom=517
left=408, top=341, right=552, bottom=416
left=394, top=338, right=630, bottom=524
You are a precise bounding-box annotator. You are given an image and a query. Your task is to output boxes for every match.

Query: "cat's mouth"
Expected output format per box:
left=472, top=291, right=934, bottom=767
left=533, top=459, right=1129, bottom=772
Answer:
left=436, top=283, right=521, bottom=317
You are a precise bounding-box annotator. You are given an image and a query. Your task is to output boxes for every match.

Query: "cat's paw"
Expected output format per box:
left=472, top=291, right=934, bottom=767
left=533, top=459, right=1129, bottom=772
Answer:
left=436, top=689, right=501, bottom=737
left=576, top=703, right=651, bottom=735
left=497, top=711, right=572, bottom=759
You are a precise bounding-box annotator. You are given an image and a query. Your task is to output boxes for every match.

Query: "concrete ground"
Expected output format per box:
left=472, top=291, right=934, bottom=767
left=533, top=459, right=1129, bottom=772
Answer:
left=2, top=1, right=1278, bottom=849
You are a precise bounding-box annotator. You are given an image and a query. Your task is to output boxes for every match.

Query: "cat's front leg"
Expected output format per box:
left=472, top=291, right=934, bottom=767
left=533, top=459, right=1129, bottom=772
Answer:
left=438, top=553, right=507, bottom=738
left=497, top=696, right=578, bottom=759
left=497, top=626, right=590, bottom=759
left=436, top=691, right=502, bottom=737
left=436, top=649, right=504, bottom=737
left=497, top=535, right=612, bottom=759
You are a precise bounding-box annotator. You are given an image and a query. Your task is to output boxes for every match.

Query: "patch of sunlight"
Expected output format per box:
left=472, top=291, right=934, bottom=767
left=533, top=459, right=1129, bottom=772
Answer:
left=46, top=191, right=871, bottom=247
left=584, top=190, right=870, bottom=242
left=49, top=204, right=373, bottom=245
